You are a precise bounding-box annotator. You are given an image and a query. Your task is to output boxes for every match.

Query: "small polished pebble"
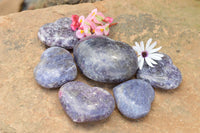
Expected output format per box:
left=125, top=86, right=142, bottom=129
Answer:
left=59, top=81, right=115, bottom=123
left=34, top=47, right=77, bottom=89
left=73, top=35, right=138, bottom=83
left=137, top=53, right=182, bottom=90
left=113, top=79, right=155, bottom=119
left=38, top=17, right=78, bottom=49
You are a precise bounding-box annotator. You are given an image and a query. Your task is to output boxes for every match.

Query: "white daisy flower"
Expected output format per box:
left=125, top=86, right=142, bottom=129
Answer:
left=132, top=38, right=164, bottom=70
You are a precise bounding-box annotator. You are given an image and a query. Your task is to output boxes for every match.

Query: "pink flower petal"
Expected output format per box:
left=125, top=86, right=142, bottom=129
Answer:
left=76, top=30, right=85, bottom=39
left=84, top=25, right=92, bottom=36
left=104, top=24, right=110, bottom=36
left=87, top=8, right=98, bottom=21
left=71, top=15, right=79, bottom=22
left=78, top=16, right=85, bottom=27
left=95, top=26, right=104, bottom=36
left=84, top=19, right=96, bottom=30
left=104, top=17, right=113, bottom=23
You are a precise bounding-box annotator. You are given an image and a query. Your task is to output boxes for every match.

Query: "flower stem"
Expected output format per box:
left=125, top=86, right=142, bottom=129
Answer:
left=109, top=23, right=118, bottom=27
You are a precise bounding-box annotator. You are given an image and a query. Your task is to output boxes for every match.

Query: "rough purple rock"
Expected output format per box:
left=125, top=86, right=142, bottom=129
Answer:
left=38, top=17, right=78, bottom=49
left=137, top=53, right=182, bottom=90
left=59, top=81, right=115, bottom=123
left=34, top=47, right=77, bottom=89
left=73, top=35, right=138, bottom=83
left=113, top=79, right=155, bottom=119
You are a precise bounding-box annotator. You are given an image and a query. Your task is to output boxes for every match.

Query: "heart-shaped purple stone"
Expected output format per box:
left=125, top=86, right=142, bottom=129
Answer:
left=137, top=53, right=182, bottom=90
left=59, top=81, right=115, bottom=123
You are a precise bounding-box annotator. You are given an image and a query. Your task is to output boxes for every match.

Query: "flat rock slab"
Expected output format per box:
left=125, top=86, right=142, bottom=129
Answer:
left=0, top=0, right=200, bottom=132
left=0, top=0, right=23, bottom=16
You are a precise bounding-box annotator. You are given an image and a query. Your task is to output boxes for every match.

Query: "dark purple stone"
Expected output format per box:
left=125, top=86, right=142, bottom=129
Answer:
left=73, top=35, right=138, bottom=83
left=137, top=53, right=182, bottom=90
left=59, top=81, right=115, bottom=123
left=38, top=17, right=78, bottom=49
left=34, top=47, right=77, bottom=89
left=113, top=79, right=155, bottom=119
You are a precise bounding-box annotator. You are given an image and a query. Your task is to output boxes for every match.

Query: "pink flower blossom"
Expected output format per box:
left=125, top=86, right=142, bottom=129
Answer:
left=93, top=12, right=105, bottom=24
left=95, top=24, right=109, bottom=36
left=103, top=17, right=113, bottom=23
left=84, top=25, right=92, bottom=37
left=86, top=8, right=97, bottom=21
left=84, top=19, right=96, bottom=30
left=71, top=15, right=80, bottom=31
left=71, top=8, right=117, bottom=39
left=78, top=16, right=85, bottom=27
left=104, top=24, right=110, bottom=36
left=76, top=29, right=85, bottom=39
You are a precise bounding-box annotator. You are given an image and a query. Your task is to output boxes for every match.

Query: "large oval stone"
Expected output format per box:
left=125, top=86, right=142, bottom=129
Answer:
left=113, top=79, right=155, bottom=119
left=34, top=47, right=77, bottom=89
left=59, top=81, right=115, bottom=123
left=38, top=17, right=78, bottom=49
left=137, top=53, right=182, bottom=90
left=73, top=36, right=138, bottom=83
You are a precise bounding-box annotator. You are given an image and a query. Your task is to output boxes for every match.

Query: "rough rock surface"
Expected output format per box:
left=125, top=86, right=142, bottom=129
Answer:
left=22, top=0, right=102, bottom=10
left=0, top=0, right=23, bottom=16
left=74, top=35, right=138, bottom=83
left=34, top=47, right=77, bottom=88
left=113, top=79, right=155, bottom=119
left=137, top=53, right=182, bottom=90
left=59, top=81, right=115, bottom=123
left=38, top=17, right=78, bottom=49
left=0, top=0, right=200, bottom=132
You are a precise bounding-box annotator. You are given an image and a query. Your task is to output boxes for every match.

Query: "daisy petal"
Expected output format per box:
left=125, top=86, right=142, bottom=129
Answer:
left=149, top=46, right=162, bottom=54
left=140, top=41, right=144, bottom=51
left=138, top=55, right=143, bottom=63
left=146, top=38, right=152, bottom=49
left=147, top=57, right=157, bottom=65
left=147, top=41, right=157, bottom=51
left=151, top=53, right=164, bottom=57
left=134, top=42, right=142, bottom=51
left=145, top=57, right=154, bottom=67
left=135, top=42, right=140, bottom=47
left=132, top=46, right=141, bottom=54
left=138, top=57, right=144, bottom=70
left=149, top=54, right=162, bottom=60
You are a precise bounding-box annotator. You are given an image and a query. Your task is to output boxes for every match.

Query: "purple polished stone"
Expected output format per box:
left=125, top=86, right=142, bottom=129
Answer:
left=34, top=47, right=77, bottom=89
left=137, top=53, right=182, bottom=90
left=59, top=81, right=115, bottom=123
left=73, top=35, right=138, bottom=83
left=38, top=17, right=78, bottom=49
left=113, top=79, right=155, bottom=119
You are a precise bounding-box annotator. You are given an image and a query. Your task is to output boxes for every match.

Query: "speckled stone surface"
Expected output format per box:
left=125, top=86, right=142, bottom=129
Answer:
left=59, top=81, right=115, bottom=123
left=34, top=47, right=77, bottom=88
left=113, top=79, right=155, bottom=119
left=74, top=35, right=138, bottom=83
left=137, top=53, right=182, bottom=90
left=38, top=17, right=78, bottom=49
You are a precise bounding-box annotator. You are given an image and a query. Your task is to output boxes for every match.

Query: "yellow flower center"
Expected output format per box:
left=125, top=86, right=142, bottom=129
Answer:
left=92, top=12, right=95, bottom=16
left=80, top=30, right=84, bottom=34
left=100, top=29, right=104, bottom=32
left=93, top=29, right=95, bottom=33
left=80, top=19, right=82, bottom=23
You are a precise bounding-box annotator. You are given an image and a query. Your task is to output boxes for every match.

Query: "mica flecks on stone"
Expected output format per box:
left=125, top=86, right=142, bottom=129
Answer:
left=73, top=35, right=138, bottom=83
left=38, top=17, right=78, bottom=49
left=59, top=81, right=115, bottom=123
left=137, top=53, right=182, bottom=90
left=34, top=47, right=77, bottom=89
left=113, top=79, right=155, bottom=119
